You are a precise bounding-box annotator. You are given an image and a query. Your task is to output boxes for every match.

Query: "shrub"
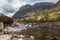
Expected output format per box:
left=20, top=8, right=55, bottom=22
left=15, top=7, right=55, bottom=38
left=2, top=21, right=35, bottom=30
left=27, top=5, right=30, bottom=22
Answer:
left=56, top=15, right=60, bottom=21
left=20, top=28, right=50, bottom=39
left=41, top=12, right=50, bottom=21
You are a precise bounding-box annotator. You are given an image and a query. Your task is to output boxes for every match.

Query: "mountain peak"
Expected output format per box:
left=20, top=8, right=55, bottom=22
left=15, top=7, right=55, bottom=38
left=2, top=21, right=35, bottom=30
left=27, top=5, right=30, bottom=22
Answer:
left=20, top=4, right=32, bottom=10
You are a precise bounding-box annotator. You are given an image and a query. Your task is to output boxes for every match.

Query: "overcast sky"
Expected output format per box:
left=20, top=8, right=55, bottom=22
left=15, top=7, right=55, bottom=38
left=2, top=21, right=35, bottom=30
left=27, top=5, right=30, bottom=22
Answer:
left=0, top=0, right=59, bottom=17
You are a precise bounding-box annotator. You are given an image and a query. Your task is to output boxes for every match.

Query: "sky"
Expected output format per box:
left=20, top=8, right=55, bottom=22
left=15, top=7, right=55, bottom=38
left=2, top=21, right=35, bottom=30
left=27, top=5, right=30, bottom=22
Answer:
left=0, top=0, right=59, bottom=17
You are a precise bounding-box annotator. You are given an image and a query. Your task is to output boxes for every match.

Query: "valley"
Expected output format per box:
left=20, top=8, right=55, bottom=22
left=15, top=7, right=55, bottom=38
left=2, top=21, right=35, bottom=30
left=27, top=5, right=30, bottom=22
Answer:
left=0, top=0, right=60, bottom=40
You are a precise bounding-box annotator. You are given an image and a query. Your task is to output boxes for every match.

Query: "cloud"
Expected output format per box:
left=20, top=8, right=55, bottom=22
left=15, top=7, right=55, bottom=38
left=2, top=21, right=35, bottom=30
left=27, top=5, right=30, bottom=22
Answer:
left=0, top=0, right=59, bottom=17
left=20, top=0, right=59, bottom=3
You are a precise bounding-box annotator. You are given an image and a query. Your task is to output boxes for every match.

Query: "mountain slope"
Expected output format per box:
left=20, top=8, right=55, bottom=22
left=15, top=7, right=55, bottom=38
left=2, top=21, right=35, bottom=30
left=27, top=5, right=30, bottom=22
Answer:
left=0, top=13, right=13, bottom=26
left=47, top=0, right=60, bottom=19
left=13, top=2, right=54, bottom=19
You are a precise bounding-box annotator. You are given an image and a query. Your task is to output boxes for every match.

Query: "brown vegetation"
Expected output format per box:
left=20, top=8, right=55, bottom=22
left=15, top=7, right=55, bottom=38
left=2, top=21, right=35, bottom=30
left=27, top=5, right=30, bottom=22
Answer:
left=0, top=14, right=13, bottom=27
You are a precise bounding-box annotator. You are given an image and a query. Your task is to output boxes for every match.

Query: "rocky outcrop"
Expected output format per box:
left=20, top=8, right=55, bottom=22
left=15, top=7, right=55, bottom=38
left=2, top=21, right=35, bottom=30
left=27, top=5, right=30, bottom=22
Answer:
left=0, top=22, right=4, bottom=30
left=0, top=14, right=13, bottom=27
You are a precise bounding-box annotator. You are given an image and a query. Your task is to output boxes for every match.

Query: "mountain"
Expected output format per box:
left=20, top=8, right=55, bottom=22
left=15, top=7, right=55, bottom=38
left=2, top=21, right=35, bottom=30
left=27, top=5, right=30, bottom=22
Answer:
left=33, top=2, right=54, bottom=10
left=13, top=2, right=54, bottom=19
left=47, top=0, right=60, bottom=19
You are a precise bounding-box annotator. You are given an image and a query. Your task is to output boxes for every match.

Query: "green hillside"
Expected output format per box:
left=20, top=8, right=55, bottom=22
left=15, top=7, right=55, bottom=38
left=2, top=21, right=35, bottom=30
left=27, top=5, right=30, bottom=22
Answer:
left=16, top=0, right=60, bottom=23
